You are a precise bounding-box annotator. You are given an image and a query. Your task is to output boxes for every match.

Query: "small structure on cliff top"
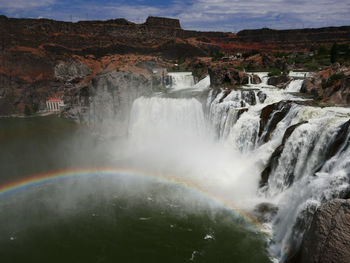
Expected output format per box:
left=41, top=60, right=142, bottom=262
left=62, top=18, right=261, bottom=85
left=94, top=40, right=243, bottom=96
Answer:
left=46, top=98, right=64, bottom=112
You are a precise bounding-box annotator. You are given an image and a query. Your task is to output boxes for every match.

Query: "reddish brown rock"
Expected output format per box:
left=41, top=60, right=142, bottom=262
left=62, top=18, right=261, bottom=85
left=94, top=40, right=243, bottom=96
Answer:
left=300, top=66, right=350, bottom=104
left=208, top=66, right=249, bottom=87
left=267, top=74, right=291, bottom=88
left=251, top=74, right=262, bottom=84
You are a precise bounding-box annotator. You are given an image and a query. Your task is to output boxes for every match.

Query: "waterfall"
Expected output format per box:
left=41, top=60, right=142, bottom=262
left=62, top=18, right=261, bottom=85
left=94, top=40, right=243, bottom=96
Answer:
left=206, top=72, right=350, bottom=262
left=125, top=70, right=350, bottom=262
left=129, top=97, right=207, bottom=143
left=193, top=75, right=210, bottom=90
left=167, top=72, right=195, bottom=90
left=285, top=79, right=304, bottom=92
left=127, top=95, right=263, bottom=212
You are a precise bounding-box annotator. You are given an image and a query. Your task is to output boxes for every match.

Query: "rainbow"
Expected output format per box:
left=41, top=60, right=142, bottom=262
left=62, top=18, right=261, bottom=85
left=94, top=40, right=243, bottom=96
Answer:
left=0, top=167, right=262, bottom=230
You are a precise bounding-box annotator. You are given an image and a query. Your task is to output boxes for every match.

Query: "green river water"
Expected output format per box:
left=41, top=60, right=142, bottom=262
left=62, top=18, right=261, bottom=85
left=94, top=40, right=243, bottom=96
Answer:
left=0, top=116, right=271, bottom=263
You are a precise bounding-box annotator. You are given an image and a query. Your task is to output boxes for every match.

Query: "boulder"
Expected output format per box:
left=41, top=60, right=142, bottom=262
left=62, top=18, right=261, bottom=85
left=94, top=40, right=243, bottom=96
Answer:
left=241, top=90, right=256, bottom=106
left=257, top=91, right=267, bottom=103
left=300, top=79, right=319, bottom=97
left=267, top=74, right=291, bottom=88
left=289, top=199, right=350, bottom=263
left=208, top=66, right=249, bottom=87
left=300, top=67, right=350, bottom=105
left=251, top=74, right=262, bottom=84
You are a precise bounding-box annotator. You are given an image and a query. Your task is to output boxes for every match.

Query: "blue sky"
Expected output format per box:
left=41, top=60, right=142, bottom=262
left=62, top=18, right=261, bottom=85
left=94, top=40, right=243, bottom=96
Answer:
left=0, top=0, right=349, bottom=32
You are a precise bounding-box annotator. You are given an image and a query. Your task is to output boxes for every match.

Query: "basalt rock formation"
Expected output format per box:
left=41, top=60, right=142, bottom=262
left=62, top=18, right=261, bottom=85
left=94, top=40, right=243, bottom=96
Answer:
left=208, top=66, right=251, bottom=87
left=63, top=71, right=152, bottom=135
left=0, top=16, right=221, bottom=116
left=267, top=74, right=291, bottom=88
left=301, top=65, right=350, bottom=104
left=1, top=15, right=350, bottom=116
left=288, top=199, right=350, bottom=263
left=233, top=27, right=350, bottom=52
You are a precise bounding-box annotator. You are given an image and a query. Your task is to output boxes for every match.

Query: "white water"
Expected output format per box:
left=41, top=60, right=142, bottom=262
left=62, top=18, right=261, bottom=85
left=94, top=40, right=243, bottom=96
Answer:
left=206, top=72, right=350, bottom=261
left=127, top=96, right=261, bottom=211
left=288, top=71, right=311, bottom=78
left=124, top=72, right=350, bottom=262
left=285, top=79, right=304, bottom=92
left=194, top=75, right=211, bottom=90
left=167, top=72, right=195, bottom=90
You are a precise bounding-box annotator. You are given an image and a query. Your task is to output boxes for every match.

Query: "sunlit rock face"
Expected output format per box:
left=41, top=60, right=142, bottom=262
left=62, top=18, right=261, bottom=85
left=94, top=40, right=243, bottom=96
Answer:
left=300, top=66, right=350, bottom=105
left=54, top=61, right=91, bottom=83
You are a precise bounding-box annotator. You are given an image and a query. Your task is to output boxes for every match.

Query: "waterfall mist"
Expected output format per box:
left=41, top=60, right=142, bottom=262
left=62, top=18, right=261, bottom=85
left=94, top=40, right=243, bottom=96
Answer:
left=116, top=96, right=262, bottom=211
left=3, top=71, right=350, bottom=263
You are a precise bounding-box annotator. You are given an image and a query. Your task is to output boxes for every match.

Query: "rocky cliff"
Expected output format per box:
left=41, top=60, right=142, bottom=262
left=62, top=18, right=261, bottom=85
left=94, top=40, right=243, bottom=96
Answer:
left=301, top=64, right=350, bottom=104
left=0, top=15, right=222, bottom=116
left=233, top=27, right=350, bottom=52
left=1, top=15, right=350, bottom=116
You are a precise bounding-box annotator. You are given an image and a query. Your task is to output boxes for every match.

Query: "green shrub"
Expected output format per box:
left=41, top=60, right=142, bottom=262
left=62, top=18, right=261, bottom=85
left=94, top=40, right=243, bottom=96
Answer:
left=305, top=60, right=321, bottom=71
left=268, top=68, right=281, bottom=77
left=331, top=42, right=339, bottom=63
left=211, top=51, right=224, bottom=61
left=234, top=65, right=245, bottom=71
left=322, top=73, right=344, bottom=89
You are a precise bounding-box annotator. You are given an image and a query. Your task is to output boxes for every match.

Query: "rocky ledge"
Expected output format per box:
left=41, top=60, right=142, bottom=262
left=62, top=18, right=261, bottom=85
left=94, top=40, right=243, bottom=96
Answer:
left=267, top=74, right=291, bottom=89
left=208, top=66, right=261, bottom=87
left=301, top=64, right=350, bottom=104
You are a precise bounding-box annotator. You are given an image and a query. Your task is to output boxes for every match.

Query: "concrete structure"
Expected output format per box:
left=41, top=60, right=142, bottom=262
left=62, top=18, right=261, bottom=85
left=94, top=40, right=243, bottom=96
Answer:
left=46, top=98, right=64, bottom=112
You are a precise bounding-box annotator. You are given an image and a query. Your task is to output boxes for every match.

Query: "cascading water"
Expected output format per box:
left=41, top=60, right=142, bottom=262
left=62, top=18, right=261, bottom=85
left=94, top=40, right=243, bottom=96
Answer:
left=167, top=72, right=195, bottom=89
left=205, top=71, right=350, bottom=262
left=285, top=79, right=304, bottom=92
left=126, top=71, right=350, bottom=262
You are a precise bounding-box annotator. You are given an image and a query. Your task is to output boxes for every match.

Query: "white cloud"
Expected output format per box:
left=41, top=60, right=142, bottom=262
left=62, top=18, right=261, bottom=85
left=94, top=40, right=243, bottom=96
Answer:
left=0, top=0, right=349, bottom=31
left=0, top=0, right=55, bottom=10
left=175, top=0, right=350, bottom=30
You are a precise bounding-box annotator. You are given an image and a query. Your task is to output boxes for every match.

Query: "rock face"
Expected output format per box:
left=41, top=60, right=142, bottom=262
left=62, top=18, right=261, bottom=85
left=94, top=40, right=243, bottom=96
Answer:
left=208, top=66, right=249, bottom=87
left=235, top=27, right=350, bottom=51
left=144, top=16, right=181, bottom=28
left=64, top=71, right=152, bottom=135
left=290, top=199, right=350, bottom=263
left=54, top=61, right=91, bottom=83
left=267, top=74, right=291, bottom=88
left=0, top=15, right=224, bottom=115
left=1, top=15, right=350, bottom=115
left=300, top=66, right=350, bottom=104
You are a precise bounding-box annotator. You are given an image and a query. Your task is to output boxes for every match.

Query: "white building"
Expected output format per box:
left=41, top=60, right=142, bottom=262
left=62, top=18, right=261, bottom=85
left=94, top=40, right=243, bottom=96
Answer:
left=46, top=98, right=64, bottom=112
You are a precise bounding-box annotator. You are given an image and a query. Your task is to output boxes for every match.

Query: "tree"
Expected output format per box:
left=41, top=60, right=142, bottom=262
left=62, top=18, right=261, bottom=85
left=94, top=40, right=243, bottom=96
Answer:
left=331, top=42, right=339, bottom=64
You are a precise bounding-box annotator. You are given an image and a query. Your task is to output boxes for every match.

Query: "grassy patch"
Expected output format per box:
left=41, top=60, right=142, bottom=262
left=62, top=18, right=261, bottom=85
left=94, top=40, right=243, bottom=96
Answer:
left=268, top=68, right=281, bottom=77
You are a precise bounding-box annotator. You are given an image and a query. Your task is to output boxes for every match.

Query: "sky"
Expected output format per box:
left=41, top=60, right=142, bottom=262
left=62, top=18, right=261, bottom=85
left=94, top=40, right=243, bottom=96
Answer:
left=0, top=0, right=349, bottom=32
